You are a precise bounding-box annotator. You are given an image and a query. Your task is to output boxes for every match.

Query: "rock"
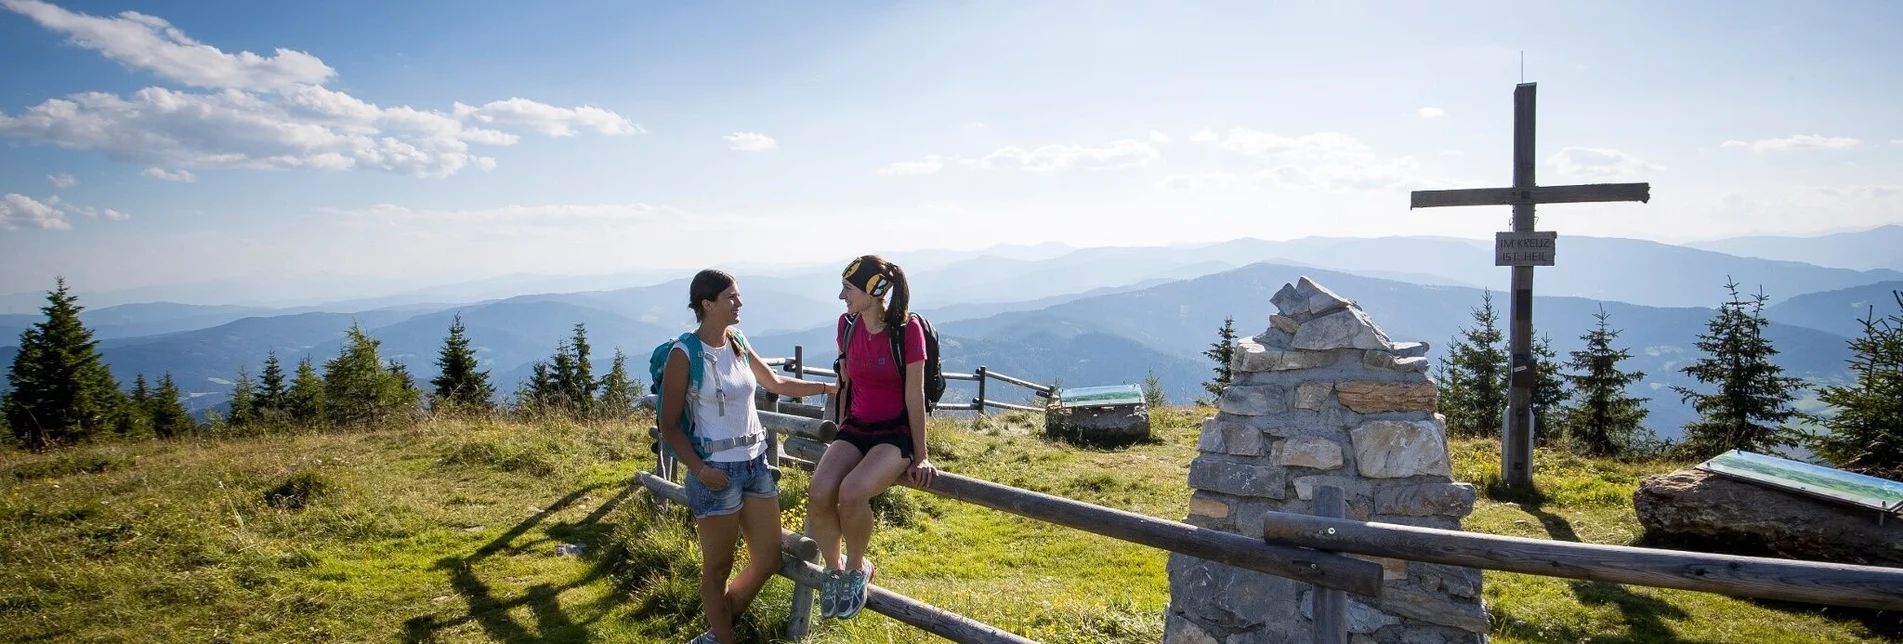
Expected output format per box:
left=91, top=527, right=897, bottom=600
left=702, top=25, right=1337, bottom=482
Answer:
left=1635, top=468, right=1903, bottom=568
left=1234, top=337, right=1340, bottom=372
left=1300, top=590, right=1401, bottom=634
left=1335, top=381, right=1437, bottom=414
left=1218, top=384, right=1288, bottom=416
left=1189, top=492, right=1233, bottom=520
left=1414, top=563, right=1483, bottom=599
left=1375, top=482, right=1476, bottom=517
left=1349, top=420, right=1453, bottom=479
left=1199, top=419, right=1265, bottom=456
left=1294, top=382, right=1333, bottom=411
left=1270, top=314, right=1301, bottom=334
left=1048, top=404, right=1150, bottom=446
left=1391, top=341, right=1429, bottom=358
left=1189, top=456, right=1287, bottom=499
left=1363, top=350, right=1430, bottom=373
left=1292, top=307, right=1395, bottom=351
left=1293, top=475, right=1367, bottom=503
left=1169, top=554, right=1306, bottom=630
left=1272, top=283, right=1309, bottom=319
left=1377, top=586, right=1490, bottom=634
left=1299, top=277, right=1355, bottom=316
left=1165, top=613, right=1221, bottom=644
left=1271, top=436, right=1345, bottom=470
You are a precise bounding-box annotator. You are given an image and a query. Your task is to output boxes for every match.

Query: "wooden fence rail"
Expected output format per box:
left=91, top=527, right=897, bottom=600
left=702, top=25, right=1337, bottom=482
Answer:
left=770, top=346, right=1055, bottom=415
left=1258, top=509, right=1903, bottom=611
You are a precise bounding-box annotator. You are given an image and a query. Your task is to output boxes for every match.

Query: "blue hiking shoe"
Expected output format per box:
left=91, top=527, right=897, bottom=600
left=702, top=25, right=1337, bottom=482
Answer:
left=837, top=560, right=875, bottom=619
left=818, top=568, right=844, bottom=618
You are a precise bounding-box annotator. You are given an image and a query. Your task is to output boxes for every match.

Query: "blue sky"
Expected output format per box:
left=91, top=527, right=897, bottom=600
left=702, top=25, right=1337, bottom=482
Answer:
left=2, top=0, right=1900, bottom=298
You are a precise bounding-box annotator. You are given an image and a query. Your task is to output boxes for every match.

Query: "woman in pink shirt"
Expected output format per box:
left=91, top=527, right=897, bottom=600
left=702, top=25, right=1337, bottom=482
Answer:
left=807, top=255, right=938, bottom=620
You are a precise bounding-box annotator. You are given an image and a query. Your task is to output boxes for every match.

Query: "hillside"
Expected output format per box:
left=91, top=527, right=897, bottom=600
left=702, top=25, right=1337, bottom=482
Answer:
left=1688, top=225, right=1903, bottom=272
left=2, top=413, right=1891, bottom=643
left=1765, top=281, right=1903, bottom=339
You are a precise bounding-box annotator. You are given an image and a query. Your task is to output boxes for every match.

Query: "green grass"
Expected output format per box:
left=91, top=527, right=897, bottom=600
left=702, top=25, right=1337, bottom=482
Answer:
left=1, top=408, right=1895, bottom=643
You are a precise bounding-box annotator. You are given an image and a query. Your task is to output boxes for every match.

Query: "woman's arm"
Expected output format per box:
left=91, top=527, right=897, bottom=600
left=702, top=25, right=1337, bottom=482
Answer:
left=743, top=345, right=835, bottom=398
left=903, top=358, right=935, bottom=485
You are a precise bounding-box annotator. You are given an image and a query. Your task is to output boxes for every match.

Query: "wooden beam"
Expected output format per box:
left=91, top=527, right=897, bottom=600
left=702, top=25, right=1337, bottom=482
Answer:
left=1410, top=183, right=1652, bottom=209
left=780, top=438, right=1384, bottom=597
left=758, top=410, right=837, bottom=442
left=1258, top=511, right=1903, bottom=611
left=636, top=471, right=1037, bottom=644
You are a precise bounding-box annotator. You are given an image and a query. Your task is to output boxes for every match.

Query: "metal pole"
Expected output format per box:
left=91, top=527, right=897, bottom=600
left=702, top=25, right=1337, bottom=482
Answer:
left=793, top=345, right=805, bottom=404
left=1505, top=82, right=1537, bottom=488
left=975, top=366, right=988, bottom=416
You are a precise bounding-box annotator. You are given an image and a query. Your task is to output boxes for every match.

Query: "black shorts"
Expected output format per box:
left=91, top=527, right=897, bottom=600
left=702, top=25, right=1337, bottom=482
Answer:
left=836, top=428, right=914, bottom=462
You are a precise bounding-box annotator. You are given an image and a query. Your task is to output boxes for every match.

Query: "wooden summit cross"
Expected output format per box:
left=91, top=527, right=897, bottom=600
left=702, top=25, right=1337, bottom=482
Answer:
left=1410, top=82, right=1651, bottom=488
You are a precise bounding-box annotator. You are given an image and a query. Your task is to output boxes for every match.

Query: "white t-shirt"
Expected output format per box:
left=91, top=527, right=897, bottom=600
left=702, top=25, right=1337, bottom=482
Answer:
left=674, top=336, right=767, bottom=463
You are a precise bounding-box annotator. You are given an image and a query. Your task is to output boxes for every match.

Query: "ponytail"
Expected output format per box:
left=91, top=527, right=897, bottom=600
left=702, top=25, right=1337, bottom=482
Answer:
left=882, top=262, right=910, bottom=330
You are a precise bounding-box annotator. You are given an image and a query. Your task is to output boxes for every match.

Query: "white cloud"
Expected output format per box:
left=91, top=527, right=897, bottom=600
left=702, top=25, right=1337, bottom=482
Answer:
left=964, top=122, right=987, bottom=130
left=1154, top=172, right=1238, bottom=193
left=0, top=2, right=639, bottom=178
left=1439, top=150, right=1465, bottom=157
left=876, top=155, right=948, bottom=176
left=1720, top=134, right=1861, bottom=152
left=142, top=167, right=195, bottom=182
left=1215, top=129, right=1370, bottom=159
left=47, top=173, right=76, bottom=188
left=980, top=139, right=1159, bottom=172
left=1189, top=129, right=1218, bottom=143
left=0, top=193, right=69, bottom=230
left=1418, top=107, right=1447, bottom=119
left=1, top=0, right=333, bottom=92
left=1891, top=139, right=1902, bottom=145
left=724, top=131, right=777, bottom=152
left=1149, top=130, right=1172, bottom=144
left=1201, top=128, right=1438, bottom=191
left=1545, top=147, right=1662, bottom=181
left=101, top=208, right=129, bottom=220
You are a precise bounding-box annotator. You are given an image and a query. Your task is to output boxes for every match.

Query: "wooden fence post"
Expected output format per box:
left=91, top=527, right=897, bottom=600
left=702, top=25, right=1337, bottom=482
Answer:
left=975, top=366, right=989, bottom=416
left=1312, top=485, right=1347, bottom=644
left=793, top=345, right=806, bottom=404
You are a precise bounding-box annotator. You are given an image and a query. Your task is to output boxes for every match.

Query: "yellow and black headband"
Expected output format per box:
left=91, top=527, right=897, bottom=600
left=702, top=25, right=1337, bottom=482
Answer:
left=842, top=258, right=892, bottom=298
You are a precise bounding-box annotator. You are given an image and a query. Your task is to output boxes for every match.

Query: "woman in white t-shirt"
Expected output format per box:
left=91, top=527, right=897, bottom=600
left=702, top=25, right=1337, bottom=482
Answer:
left=658, top=269, right=837, bottom=644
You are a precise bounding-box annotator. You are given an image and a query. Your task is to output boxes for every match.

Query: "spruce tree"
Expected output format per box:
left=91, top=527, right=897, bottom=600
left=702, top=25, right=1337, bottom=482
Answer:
left=1810, top=292, right=1903, bottom=478
left=1558, top=307, right=1651, bottom=456
left=257, top=351, right=287, bottom=421
left=1530, top=333, right=1571, bottom=445
left=323, top=322, right=414, bottom=427
left=228, top=368, right=257, bottom=429
left=430, top=314, right=495, bottom=413
left=1202, top=316, right=1237, bottom=403
left=287, top=357, right=326, bottom=425
left=557, top=323, right=596, bottom=417
left=596, top=348, right=639, bottom=420
left=3, top=278, right=123, bottom=450
left=1436, top=291, right=1508, bottom=437
left=149, top=373, right=197, bottom=439
left=118, top=374, right=154, bottom=439
left=1673, top=280, right=1807, bottom=459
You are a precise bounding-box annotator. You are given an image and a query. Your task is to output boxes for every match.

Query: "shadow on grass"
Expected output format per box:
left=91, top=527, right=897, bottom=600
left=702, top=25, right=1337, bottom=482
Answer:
left=402, top=479, right=640, bottom=644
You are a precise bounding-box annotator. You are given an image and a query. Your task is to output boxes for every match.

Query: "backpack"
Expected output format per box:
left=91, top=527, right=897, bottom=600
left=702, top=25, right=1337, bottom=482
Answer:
left=647, top=329, right=757, bottom=460
left=836, top=312, right=946, bottom=416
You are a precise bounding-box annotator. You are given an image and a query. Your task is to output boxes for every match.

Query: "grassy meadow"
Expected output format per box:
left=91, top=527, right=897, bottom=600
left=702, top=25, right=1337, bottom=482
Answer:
left=2, top=407, right=1896, bottom=643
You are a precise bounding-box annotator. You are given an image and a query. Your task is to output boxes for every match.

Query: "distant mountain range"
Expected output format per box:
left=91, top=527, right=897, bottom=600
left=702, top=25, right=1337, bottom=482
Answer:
left=3, top=232, right=1898, bottom=441
left=1688, top=225, right=1903, bottom=272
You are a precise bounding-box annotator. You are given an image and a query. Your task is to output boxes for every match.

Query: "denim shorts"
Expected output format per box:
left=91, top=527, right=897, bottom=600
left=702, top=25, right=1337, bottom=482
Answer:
left=683, top=451, right=779, bottom=519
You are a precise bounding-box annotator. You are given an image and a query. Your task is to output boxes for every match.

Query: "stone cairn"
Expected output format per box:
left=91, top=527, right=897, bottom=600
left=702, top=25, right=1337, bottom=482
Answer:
left=1164, top=277, right=1489, bottom=644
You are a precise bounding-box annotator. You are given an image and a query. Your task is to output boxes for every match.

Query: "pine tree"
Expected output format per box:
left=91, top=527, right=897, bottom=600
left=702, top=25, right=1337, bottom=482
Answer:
left=257, top=351, right=287, bottom=421
left=322, top=322, right=414, bottom=428
left=1436, top=291, right=1508, bottom=437
left=1530, top=333, right=1571, bottom=444
left=1558, top=307, right=1651, bottom=456
left=117, top=374, right=154, bottom=438
left=3, top=278, right=123, bottom=450
left=555, top=323, right=596, bottom=417
left=149, top=373, right=197, bottom=439
left=429, top=314, right=495, bottom=414
left=287, top=357, right=326, bottom=425
left=596, top=348, right=639, bottom=420
left=228, top=368, right=257, bottom=429
left=1810, top=292, right=1903, bottom=478
left=1202, top=316, right=1237, bottom=403
left=1674, top=280, right=1808, bottom=459
left=1143, top=369, right=1168, bottom=408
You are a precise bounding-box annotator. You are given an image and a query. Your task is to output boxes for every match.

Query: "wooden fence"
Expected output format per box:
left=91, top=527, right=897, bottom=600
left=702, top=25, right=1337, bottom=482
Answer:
left=632, top=399, right=1903, bottom=644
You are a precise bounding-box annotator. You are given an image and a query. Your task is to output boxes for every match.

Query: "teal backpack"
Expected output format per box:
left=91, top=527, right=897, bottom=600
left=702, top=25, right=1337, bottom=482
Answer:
left=647, top=329, right=758, bottom=460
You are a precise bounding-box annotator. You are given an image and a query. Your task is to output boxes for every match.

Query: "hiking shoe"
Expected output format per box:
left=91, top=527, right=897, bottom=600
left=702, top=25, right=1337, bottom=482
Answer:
left=837, top=560, right=875, bottom=619
left=818, top=568, right=844, bottom=618
left=688, top=630, right=718, bottom=644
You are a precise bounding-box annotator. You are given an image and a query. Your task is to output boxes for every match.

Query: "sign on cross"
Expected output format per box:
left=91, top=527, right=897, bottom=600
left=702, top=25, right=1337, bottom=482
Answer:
left=1409, top=82, right=1651, bottom=489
